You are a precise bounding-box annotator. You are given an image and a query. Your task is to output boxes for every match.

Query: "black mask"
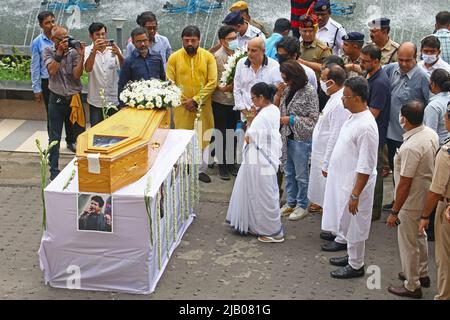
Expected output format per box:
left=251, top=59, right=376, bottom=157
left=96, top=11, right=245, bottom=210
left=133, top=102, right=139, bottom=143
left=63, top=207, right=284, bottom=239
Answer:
left=277, top=54, right=290, bottom=64
left=185, top=46, right=197, bottom=55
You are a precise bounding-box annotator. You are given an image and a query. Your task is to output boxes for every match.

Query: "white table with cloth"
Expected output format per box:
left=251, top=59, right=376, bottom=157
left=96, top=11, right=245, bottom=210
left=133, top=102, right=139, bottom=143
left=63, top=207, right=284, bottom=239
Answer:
left=38, top=129, right=200, bottom=294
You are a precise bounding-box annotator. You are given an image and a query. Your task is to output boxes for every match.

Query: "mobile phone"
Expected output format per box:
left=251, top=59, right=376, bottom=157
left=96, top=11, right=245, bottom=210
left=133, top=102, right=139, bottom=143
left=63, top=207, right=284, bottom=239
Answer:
left=108, top=39, right=114, bottom=46
left=395, top=218, right=401, bottom=226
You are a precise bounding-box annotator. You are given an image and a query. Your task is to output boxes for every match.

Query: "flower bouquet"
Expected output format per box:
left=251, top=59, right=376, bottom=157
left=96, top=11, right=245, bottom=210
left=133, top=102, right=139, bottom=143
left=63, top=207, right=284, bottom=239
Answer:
left=219, top=48, right=248, bottom=87
left=119, top=79, right=182, bottom=109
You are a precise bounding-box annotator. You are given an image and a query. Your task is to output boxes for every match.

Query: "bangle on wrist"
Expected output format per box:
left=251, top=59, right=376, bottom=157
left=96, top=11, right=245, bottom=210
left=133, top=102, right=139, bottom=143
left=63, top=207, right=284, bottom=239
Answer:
left=350, top=194, right=359, bottom=201
left=289, top=115, right=295, bottom=125
left=390, top=208, right=399, bottom=215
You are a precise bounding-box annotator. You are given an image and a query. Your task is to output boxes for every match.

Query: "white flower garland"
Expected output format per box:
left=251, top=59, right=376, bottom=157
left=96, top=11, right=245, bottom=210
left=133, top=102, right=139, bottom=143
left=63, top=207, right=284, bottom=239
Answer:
left=172, top=166, right=177, bottom=242
left=219, top=49, right=248, bottom=87
left=164, top=176, right=170, bottom=259
left=156, top=190, right=162, bottom=270
left=119, top=79, right=182, bottom=110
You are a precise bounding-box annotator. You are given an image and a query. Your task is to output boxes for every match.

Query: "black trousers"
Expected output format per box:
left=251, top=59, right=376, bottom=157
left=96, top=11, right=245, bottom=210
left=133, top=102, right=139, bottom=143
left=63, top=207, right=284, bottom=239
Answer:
left=211, top=101, right=240, bottom=166
left=318, top=86, right=329, bottom=113
left=42, top=79, right=75, bottom=144
left=48, top=91, right=85, bottom=175
left=89, top=104, right=117, bottom=128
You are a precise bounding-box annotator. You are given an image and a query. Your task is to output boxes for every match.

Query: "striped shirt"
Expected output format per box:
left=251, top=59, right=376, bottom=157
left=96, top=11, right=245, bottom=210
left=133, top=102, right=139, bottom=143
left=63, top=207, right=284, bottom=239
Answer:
left=291, top=0, right=315, bottom=29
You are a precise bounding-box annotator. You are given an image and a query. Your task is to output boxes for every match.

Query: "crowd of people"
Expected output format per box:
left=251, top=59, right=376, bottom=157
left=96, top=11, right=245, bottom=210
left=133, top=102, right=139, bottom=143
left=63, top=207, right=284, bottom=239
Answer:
left=29, top=0, right=450, bottom=300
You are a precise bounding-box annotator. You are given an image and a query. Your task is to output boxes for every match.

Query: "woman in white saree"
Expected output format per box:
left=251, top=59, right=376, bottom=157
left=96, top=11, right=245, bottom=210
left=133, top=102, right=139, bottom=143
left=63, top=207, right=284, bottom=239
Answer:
left=226, top=82, right=284, bottom=243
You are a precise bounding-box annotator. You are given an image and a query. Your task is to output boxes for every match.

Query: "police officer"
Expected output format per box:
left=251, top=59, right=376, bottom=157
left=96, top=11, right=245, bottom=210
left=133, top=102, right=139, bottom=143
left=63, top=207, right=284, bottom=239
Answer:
left=420, top=105, right=450, bottom=300
left=297, top=13, right=332, bottom=112
left=314, top=0, right=347, bottom=56
left=368, top=17, right=400, bottom=65
left=222, top=10, right=266, bottom=50
left=297, top=13, right=332, bottom=79
left=341, top=32, right=364, bottom=78
left=229, top=1, right=270, bottom=38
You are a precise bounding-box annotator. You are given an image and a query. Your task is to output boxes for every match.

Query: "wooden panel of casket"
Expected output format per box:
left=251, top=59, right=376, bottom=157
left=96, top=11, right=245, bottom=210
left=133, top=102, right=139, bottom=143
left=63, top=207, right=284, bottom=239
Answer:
left=76, top=107, right=169, bottom=194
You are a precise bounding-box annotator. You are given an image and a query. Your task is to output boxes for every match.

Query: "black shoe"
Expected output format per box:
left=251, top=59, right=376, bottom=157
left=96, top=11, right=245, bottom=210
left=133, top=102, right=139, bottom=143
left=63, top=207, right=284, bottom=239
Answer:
left=329, top=255, right=349, bottom=267
left=208, top=163, right=214, bottom=169
left=321, top=241, right=347, bottom=252
left=218, top=165, right=230, bottom=181
left=320, top=231, right=336, bottom=241
left=227, top=164, right=239, bottom=176
left=67, top=142, right=77, bottom=153
left=382, top=202, right=393, bottom=211
left=330, top=264, right=365, bottom=279
left=199, top=172, right=211, bottom=183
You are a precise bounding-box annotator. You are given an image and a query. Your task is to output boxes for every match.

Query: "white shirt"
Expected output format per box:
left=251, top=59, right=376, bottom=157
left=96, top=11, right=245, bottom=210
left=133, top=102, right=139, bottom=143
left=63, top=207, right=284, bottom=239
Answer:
left=418, top=57, right=450, bottom=79
left=84, top=44, right=121, bottom=108
left=233, top=56, right=283, bottom=112
left=300, top=63, right=318, bottom=90
left=238, top=23, right=266, bottom=50
left=316, top=18, right=346, bottom=56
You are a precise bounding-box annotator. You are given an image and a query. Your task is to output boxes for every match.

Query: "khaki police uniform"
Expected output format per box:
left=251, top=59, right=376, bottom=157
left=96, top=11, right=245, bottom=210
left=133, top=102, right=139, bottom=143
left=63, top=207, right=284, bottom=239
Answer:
left=249, top=18, right=269, bottom=38
left=380, top=38, right=400, bottom=65
left=300, top=39, right=332, bottom=79
left=429, top=138, right=450, bottom=300
left=342, top=55, right=361, bottom=78
left=394, top=125, right=439, bottom=292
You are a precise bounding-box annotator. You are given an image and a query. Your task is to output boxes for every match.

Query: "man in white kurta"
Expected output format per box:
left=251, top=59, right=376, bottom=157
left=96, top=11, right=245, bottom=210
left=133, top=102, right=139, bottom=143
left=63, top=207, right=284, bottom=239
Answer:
left=307, top=65, right=350, bottom=247
left=323, top=77, right=379, bottom=279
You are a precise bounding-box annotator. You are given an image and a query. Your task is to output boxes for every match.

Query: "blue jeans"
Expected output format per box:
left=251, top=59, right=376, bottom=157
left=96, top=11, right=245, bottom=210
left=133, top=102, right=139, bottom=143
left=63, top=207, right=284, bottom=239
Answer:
left=284, top=139, right=311, bottom=209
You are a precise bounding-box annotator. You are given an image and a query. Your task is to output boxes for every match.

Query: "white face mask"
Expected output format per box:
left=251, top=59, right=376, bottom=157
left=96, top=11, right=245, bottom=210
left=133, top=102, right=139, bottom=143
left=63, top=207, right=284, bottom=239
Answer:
left=422, top=53, right=438, bottom=64
left=320, top=80, right=330, bottom=95
left=399, top=114, right=406, bottom=129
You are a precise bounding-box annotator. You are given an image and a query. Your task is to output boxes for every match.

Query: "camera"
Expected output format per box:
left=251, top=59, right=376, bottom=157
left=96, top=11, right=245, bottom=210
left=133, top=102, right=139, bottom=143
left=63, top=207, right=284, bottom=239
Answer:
left=67, top=36, right=81, bottom=49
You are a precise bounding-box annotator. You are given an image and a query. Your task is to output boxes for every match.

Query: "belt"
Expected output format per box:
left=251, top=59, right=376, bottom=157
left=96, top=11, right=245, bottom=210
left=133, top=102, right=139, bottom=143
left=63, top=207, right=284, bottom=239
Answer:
left=50, top=91, right=73, bottom=102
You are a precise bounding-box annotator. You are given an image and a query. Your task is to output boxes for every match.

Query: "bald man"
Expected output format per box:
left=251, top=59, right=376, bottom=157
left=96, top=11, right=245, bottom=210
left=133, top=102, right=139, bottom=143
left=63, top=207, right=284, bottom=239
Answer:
left=43, top=25, right=86, bottom=180
left=382, top=42, right=430, bottom=211
left=233, top=37, right=283, bottom=123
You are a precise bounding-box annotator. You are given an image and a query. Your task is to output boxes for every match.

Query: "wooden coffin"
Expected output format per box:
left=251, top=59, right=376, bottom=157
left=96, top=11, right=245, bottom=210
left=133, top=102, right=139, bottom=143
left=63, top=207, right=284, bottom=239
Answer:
left=76, top=107, right=170, bottom=194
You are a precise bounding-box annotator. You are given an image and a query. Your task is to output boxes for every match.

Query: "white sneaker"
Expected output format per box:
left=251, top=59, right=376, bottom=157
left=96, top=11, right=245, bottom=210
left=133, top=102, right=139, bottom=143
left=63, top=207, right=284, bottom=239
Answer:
left=280, top=204, right=295, bottom=217
left=288, top=207, right=308, bottom=221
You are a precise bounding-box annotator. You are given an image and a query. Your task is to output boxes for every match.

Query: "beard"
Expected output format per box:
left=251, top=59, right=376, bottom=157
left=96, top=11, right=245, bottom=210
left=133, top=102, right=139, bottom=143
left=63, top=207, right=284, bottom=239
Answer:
left=184, top=46, right=198, bottom=55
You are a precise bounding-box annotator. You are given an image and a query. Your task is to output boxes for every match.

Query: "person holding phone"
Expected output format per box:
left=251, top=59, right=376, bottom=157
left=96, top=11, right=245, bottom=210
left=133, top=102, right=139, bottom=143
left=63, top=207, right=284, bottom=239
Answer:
left=84, top=22, right=124, bottom=127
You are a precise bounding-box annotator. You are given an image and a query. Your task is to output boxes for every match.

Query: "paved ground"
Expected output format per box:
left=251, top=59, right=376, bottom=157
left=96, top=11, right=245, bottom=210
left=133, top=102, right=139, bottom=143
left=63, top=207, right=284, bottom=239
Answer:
left=0, top=150, right=438, bottom=300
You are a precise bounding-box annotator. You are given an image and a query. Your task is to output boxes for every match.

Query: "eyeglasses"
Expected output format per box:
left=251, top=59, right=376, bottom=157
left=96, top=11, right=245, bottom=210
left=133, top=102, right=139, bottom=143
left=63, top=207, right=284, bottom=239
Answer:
left=225, top=36, right=237, bottom=41
left=341, top=95, right=354, bottom=100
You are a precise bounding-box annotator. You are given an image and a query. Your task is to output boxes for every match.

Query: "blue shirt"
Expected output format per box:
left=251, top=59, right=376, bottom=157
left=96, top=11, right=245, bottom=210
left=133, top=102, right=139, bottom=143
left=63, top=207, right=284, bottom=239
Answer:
left=424, top=92, right=450, bottom=145
left=367, top=67, right=391, bottom=147
left=434, top=28, right=450, bottom=64
left=265, top=33, right=283, bottom=60
left=118, top=48, right=165, bottom=103
left=384, top=63, right=430, bottom=142
left=30, top=33, right=53, bottom=93
left=125, top=34, right=172, bottom=68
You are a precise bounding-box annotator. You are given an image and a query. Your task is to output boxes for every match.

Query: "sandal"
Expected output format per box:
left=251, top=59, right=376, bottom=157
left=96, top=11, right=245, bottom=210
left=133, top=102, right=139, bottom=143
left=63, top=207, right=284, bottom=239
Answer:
left=257, top=236, right=285, bottom=243
left=308, top=203, right=323, bottom=213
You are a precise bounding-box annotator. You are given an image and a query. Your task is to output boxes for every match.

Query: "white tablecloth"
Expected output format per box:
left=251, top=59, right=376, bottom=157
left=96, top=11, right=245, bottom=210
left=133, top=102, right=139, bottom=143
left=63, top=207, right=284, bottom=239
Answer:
left=38, top=129, right=197, bottom=294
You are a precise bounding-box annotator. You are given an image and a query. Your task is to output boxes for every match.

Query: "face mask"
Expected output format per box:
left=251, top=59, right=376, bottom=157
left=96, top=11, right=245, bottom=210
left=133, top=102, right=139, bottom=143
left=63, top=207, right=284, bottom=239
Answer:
left=228, top=39, right=238, bottom=51
left=277, top=54, right=289, bottom=64
left=399, top=114, right=406, bottom=129
left=185, top=46, right=197, bottom=55
left=422, top=54, right=438, bottom=64
left=320, top=80, right=331, bottom=95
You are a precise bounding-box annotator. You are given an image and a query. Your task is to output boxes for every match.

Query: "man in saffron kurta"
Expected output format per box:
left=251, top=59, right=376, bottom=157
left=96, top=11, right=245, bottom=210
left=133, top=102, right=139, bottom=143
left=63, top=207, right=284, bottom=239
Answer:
left=166, top=26, right=217, bottom=183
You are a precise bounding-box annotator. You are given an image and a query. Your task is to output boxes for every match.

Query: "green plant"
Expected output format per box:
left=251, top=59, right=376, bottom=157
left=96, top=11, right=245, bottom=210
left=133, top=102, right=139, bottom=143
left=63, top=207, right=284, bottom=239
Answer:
left=0, top=46, right=31, bottom=81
